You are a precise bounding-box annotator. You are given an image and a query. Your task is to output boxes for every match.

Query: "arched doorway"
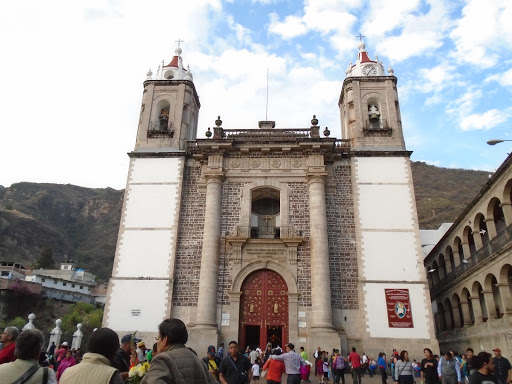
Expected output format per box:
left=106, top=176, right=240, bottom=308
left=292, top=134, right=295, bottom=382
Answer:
left=239, top=269, right=288, bottom=350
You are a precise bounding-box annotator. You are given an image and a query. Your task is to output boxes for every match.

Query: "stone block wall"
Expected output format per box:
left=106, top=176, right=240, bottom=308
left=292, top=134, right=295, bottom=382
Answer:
left=327, top=161, right=359, bottom=310
left=218, top=182, right=245, bottom=305
left=288, top=182, right=311, bottom=307
left=173, top=159, right=205, bottom=306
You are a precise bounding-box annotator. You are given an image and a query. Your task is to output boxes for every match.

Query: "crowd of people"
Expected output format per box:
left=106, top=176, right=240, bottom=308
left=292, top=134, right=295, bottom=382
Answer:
left=0, top=321, right=510, bottom=384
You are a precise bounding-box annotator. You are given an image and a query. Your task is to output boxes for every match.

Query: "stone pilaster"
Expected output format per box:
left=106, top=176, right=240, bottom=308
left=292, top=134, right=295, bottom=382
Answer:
left=307, top=172, right=334, bottom=331
left=195, top=170, right=224, bottom=328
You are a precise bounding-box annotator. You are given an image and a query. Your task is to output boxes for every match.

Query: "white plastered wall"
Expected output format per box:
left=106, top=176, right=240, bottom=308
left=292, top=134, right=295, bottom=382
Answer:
left=105, top=157, right=184, bottom=332
left=355, top=157, right=430, bottom=338
left=107, top=280, right=169, bottom=332
left=363, top=283, right=430, bottom=339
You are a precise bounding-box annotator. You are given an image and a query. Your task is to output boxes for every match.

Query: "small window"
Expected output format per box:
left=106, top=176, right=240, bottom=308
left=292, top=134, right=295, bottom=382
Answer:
left=79, top=286, right=83, bottom=289
left=63, top=282, right=67, bottom=287
left=71, top=284, right=75, bottom=288
left=42, top=277, right=46, bottom=282
left=1, top=271, right=9, bottom=277
left=54, top=280, right=58, bottom=284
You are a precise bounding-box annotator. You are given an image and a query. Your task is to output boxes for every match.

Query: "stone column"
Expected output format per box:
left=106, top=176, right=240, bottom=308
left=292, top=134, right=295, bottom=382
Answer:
left=472, top=231, right=483, bottom=251
left=502, top=202, right=512, bottom=226
left=469, top=296, right=484, bottom=323
left=497, top=283, right=512, bottom=315
left=460, top=300, right=473, bottom=326
left=444, top=307, right=453, bottom=330
left=462, top=242, right=471, bottom=260
left=307, top=173, right=333, bottom=330
left=452, top=251, right=461, bottom=268
left=195, top=172, right=223, bottom=328
left=485, top=218, right=497, bottom=239
left=451, top=304, right=461, bottom=328
left=481, top=290, right=498, bottom=319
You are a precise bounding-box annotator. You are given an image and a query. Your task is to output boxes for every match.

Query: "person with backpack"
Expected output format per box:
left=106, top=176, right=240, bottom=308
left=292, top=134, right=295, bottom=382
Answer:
left=333, top=350, right=347, bottom=384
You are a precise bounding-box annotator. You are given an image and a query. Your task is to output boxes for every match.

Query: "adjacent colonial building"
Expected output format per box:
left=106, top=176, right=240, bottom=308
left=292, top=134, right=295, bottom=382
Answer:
left=104, top=41, right=438, bottom=357
left=424, top=153, right=512, bottom=355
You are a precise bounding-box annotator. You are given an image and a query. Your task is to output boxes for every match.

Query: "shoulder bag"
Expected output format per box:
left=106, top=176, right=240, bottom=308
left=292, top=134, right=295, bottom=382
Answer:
left=228, top=355, right=248, bottom=384
left=12, top=363, right=48, bottom=384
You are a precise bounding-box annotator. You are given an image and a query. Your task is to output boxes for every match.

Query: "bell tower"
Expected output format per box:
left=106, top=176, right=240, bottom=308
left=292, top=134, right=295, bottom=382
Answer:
left=103, top=43, right=199, bottom=340
left=340, top=41, right=438, bottom=354
left=339, top=41, right=405, bottom=151
left=135, top=44, right=200, bottom=151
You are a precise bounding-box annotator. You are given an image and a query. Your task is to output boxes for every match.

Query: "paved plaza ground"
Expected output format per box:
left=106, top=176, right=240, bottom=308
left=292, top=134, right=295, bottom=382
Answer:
left=271, top=371, right=402, bottom=384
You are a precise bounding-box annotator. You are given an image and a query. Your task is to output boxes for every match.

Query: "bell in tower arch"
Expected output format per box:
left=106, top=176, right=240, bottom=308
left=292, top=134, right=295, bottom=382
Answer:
left=368, top=104, right=380, bottom=121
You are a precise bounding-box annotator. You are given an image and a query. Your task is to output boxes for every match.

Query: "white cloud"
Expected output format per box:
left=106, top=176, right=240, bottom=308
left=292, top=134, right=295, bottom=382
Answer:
left=485, top=68, right=512, bottom=87
left=373, top=0, right=452, bottom=62
left=450, top=0, right=512, bottom=68
left=267, top=1, right=358, bottom=57
left=460, top=109, right=509, bottom=131
left=268, top=13, right=307, bottom=39
left=446, top=89, right=482, bottom=117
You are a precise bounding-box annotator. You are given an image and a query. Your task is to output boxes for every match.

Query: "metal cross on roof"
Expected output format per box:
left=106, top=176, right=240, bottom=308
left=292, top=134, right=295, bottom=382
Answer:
left=175, top=38, right=184, bottom=47
left=355, top=33, right=366, bottom=41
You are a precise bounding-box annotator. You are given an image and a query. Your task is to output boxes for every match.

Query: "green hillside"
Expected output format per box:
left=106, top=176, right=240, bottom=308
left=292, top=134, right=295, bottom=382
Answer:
left=0, top=161, right=491, bottom=279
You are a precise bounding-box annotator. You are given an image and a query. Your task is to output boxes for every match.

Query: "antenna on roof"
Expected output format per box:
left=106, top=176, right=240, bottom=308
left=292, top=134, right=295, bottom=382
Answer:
left=265, top=67, right=269, bottom=121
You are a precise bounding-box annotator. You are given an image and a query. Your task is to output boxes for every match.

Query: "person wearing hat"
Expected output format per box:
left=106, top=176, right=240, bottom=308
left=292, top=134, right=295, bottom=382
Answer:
left=202, top=345, right=222, bottom=381
left=137, top=341, right=147, bottom=363
left=112, top=334, right=140, bottom=380
left=493, top=348, right=511, bottom=384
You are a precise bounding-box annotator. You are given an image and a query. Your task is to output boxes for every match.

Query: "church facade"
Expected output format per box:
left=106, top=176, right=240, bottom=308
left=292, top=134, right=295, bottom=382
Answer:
left=103, top=42, right=438, bottom=357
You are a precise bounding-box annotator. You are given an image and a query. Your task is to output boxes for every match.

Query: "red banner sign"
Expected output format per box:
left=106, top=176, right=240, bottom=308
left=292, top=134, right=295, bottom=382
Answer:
left=385, top=288, right=414, bottom=328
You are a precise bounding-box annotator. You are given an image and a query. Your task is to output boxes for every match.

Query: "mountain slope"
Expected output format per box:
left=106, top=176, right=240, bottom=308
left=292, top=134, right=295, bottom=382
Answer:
left=0, top=162, right=492, bottom=278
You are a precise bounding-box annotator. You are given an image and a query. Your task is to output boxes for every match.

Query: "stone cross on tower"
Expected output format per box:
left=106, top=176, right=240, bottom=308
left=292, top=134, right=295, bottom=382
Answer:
left=174, top=38, right=184, bottom=47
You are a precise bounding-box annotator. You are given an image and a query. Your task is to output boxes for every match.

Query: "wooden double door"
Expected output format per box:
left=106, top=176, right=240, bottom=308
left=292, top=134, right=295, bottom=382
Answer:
left=239, top=269, right=288, bottom=350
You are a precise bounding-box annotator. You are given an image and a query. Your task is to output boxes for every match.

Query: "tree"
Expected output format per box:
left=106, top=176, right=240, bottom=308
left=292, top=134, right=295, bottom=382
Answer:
left=61, top=302, right=103, bottom=351
left=36, top=247, right=56, bottom=269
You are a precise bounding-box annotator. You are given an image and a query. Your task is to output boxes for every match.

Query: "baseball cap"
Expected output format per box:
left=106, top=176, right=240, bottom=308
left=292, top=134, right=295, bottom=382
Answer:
left=137, top=341, right=145, bottom=348
left=493, top=348, right=501, bottom=353
left=207, top=345, right=216, bottom=355
left=61, top=342, right=69, bottom=347
left=121, top=334, right=142, bottom=344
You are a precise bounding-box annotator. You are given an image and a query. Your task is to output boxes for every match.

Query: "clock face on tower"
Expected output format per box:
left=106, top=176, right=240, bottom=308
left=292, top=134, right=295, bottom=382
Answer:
left=362, top=65, right=377, bottom=76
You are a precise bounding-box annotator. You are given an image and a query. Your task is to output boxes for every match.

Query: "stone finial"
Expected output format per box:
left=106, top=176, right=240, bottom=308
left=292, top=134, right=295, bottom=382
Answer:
left=205, top=127, right=212, bottom=138
left=146, top=69, right=153, bottom=80
left=323, top=127, right=330, bottom=137
left=22, top=313, right=36, bottom=331
left=388, top=65, right=394, bottom=75
left=55, top=319, right=62, bottom=327
left=215, top=116, right=222, bottom=127
left=72, top=323, right=84, bottom=349
left=311, top=115, right=319, bottom=127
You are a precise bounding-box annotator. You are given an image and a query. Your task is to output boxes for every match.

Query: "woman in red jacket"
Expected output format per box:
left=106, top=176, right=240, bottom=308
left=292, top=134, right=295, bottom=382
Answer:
left=262, top=349, right=286, bottom=384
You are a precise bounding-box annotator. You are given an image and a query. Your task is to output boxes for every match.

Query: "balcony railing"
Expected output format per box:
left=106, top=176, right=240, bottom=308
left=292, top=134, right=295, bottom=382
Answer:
left=363, top=119, right=389, bottom=130
left=148, top=121, right=174, bottom=138
left=430, top=223, right=512, bottom=297
left=231, top=226, right=302, bottom=239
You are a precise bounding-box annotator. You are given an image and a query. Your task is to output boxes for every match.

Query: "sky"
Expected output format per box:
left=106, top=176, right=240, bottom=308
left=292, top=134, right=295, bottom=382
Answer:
left=0, top=0, right=511, bottom=190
